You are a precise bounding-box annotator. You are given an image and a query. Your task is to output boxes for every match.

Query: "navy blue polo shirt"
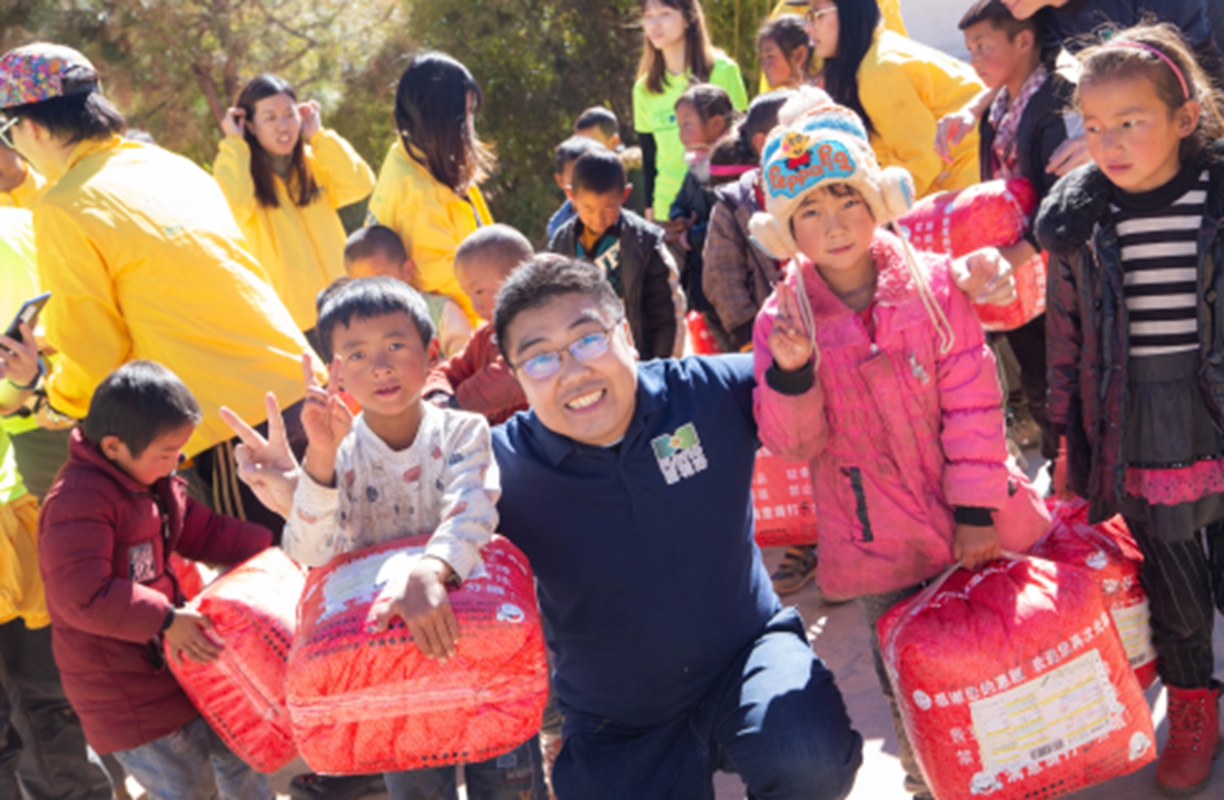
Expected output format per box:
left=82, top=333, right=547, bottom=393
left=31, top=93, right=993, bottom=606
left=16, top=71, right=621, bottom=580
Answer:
left=493, top=355, right=779, bottom=727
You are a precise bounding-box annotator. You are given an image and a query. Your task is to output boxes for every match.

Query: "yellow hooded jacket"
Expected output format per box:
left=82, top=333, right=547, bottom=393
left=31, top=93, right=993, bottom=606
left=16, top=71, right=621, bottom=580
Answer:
left=0, top=163, right=47, bottom=210
left=213, top=129, right=375, bottom=331
left=34, top=136, right=317, bottom=458
left=0, top=208, right=47, bottom=628
left=366, top=140, right=492, bottom=325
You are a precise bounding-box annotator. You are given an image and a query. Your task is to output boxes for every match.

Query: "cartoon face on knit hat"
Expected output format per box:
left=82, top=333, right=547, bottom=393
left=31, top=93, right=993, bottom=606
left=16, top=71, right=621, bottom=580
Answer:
left=0, top=43, right=99, bottom=110
left=749, top=91, right=915, bottom=260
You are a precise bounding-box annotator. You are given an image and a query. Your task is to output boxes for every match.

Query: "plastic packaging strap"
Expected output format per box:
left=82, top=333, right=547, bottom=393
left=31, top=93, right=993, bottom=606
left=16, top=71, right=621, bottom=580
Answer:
left=889, top=221, right=955, bottom=355
left=788, top=259, right=821, bottom=370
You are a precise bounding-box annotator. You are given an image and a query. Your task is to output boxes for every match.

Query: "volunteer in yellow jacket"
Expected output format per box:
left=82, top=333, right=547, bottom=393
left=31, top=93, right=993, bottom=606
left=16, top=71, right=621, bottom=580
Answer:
left=213, top=74, right=375, bottom=335
left=0, top=43, right=322, bottom=532
left=366, top=52, right=494, bottom=327
left=633, top=0, right=748, bottom=222
left=806, top=0, right=983, bottom=197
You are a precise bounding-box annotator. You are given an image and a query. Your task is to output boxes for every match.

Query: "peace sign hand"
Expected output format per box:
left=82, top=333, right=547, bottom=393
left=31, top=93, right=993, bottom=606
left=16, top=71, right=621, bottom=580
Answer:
left=300, top=351, right=353, bottom=486
left=767, top=283, right=814, bottom=373
left=220, top=391, right=298, bottom=518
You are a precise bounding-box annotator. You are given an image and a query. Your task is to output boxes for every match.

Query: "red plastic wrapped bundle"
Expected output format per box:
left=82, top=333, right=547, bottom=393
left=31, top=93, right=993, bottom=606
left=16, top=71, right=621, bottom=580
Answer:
left=896, top=178, right=1045, bottom=332
left=287, top=535, right=548, bottom=775
left=751, top=448, right=818, bottom=548
left=167, top=548, right=305, bottom=773
left=170, top=553, right=205, bottom=601
left=878, top=557, right=1155, bottom=800
left=686, top=310, right=719, bottom=355
left=1030, top=498, right=1156, bottom=689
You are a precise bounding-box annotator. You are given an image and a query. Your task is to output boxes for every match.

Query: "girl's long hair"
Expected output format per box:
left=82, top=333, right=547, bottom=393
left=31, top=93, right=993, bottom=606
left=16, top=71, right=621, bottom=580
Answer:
left=821, top=0, right=881, bottom=133
left=394, top=51, right=496, bottom=195
left=234, top=74, right=319, bottom=209
left=638, top=0, right=718, bottom=94
left=1076, top=22, right=1224, bottom=164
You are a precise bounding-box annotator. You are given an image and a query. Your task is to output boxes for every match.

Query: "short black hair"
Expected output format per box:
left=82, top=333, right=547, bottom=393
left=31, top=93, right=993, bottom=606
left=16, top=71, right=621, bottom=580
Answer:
left=958, top=0, right=1041, bottom=39
left=344, top=225, right=408, bottom=265
left=6, top=91, right=125, bottom=146
left=316, top=276, right=353, bottom=315
left=82, top=361, right=201, bottom=459
left=316, top=277, right=435, bottom=362
left=553, top=135, right=605, bottom=176
left=574, top=106, right=620, bottom=138
left=743, top=89, right=793, bottom=144
left=570, top=149, right=626, bottom=196
left=493, top=254, right=624, bottom=361
left=455, top=223, right=534, bottom=275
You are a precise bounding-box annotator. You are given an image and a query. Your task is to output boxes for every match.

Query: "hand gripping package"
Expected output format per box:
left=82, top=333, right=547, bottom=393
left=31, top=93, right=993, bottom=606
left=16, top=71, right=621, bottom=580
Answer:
left=287, top=535, right=548, bottom=775
left=751, top=447, right=818, bottom=548
left=166, top=548, right=305, bottom=773
left=895, top=178, right=1046, bottom=332
left=878, top=556, right=1154, bottom=800
left=1029, top=498, right=1156, bottom=689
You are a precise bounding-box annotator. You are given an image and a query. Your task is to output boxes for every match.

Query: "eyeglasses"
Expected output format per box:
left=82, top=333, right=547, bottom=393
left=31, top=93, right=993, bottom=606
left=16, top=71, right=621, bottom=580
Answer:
left=0, top=117, right=16, bottom=150
left=512, top=322, right=621, bottom=381
left=804, top=5, right=837, bottom=23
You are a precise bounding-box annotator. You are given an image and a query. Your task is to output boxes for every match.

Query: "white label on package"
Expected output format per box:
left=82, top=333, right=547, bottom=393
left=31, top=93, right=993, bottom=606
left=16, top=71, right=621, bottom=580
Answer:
left=1111, top=601, right=1157, bottom=668
left=318, top=547, right=426, bottom=623
left=969, top=649, right=1116, bottom=776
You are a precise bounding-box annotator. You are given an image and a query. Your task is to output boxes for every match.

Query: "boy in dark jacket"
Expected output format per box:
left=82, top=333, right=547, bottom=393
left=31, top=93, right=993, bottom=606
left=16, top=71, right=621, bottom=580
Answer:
left=960, top=0, right=1074, bottom=462
left=38, top=361, right=273, bottom=799
left=548, top=149, right=683, bottom=360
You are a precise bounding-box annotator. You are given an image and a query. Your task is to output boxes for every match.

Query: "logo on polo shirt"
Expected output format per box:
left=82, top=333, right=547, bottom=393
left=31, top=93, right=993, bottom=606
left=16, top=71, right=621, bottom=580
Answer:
left=651, top=422, right=708, bottom=485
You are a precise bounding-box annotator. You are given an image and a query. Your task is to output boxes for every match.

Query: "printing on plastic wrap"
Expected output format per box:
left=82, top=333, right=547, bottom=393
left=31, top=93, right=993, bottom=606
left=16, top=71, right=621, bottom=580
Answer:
left=895, top=178, right=1046, bottom=332
left=878, top=556, right=1155, bottom=800
left=1029, top=498, right=1157, bottom=689
left=751, top=447, right=818, bottom=548
left=169, top=553, right=205, bottom=601
left=287, top=534, right=549, bottom=775
left=167, top=548, right=305, bottom=773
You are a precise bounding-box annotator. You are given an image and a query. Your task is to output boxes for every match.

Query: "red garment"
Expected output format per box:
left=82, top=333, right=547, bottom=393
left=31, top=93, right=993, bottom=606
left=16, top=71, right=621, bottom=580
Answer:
left=37, top=429, right=272, bottom=754
left=422, top=323, right=528, bottom=426
left=1125, top=460, right=1224, bottom=506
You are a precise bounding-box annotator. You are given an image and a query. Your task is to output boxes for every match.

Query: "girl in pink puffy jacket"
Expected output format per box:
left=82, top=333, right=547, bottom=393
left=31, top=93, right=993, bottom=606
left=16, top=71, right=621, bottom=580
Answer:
left=748, top=88, right=1047, bottom=800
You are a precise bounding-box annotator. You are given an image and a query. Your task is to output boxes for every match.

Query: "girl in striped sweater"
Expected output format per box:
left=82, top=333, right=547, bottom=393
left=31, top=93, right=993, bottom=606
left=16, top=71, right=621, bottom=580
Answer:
left=1036, top=22, right=1224, bottom=798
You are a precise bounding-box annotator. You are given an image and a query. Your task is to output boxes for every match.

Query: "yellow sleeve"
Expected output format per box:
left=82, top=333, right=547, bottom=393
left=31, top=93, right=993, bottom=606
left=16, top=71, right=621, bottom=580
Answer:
left=307, top=129, right=376, bottom=210
left=412, top=196, right=475, bottom=320
left=712, top=59, right=749, bottom=112
left=633, top=79, right=651, bottom=134
left=861, top=60, right=945, bottom=198
left=34, top=204, right=133, bottom=418
left=212, top=136, right=259, bottom=226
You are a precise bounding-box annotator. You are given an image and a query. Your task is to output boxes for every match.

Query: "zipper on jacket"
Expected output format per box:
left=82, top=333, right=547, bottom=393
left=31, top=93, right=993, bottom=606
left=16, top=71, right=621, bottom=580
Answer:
left=841, top=466, right=873, bottom=542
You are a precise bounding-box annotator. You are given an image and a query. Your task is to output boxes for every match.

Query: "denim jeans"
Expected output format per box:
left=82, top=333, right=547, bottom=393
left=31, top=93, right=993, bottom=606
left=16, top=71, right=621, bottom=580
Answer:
left=383, top=735, right=546, bottom=800
left=112, top=716, right=272, bottom=800
left=0, top=619, right=112, bottom=800
left=552, top=607, right=863, bottom=800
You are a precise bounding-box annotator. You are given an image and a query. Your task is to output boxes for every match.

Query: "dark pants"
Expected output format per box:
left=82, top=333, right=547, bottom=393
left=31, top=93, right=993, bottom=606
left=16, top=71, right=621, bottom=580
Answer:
left=187, top=398, right=307, bottom=540
left=1004, top=314, right=1056, bottom=460
left=1120, top=511, right=1224, bottom=689
left=552, top=608, right=862, bottom=800
left=0, top=620, right=112, bottom=800
left=383, top=736, right=546, bottom=800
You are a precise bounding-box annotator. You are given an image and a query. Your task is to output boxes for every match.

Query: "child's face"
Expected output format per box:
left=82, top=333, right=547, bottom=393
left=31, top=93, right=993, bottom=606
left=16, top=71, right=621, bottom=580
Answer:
left=249, top=92, right=301, bottom=158
left=331, top=311, right=432, bottom=421
left=570, top=187, right=625, bottom=240
left=759, top=38, right=796, bottom=90
left=642, top=0, right=687, bottom=52
left=555, top=160, right=578, bottom=194
left=791, top=185, right=876, bottom=275
left=963, top=22, right=1031, bottom=90
left=1080, top=74, right=1199, bottom=194
left=346, top=252, right=412, bottom=284
left=102, top=423, right=194, bottom=487
left=675, top=102, right=727, bottom=152
left=576, top=127, right=621, bottom=150
left=456, top=257, right=512, bottom=322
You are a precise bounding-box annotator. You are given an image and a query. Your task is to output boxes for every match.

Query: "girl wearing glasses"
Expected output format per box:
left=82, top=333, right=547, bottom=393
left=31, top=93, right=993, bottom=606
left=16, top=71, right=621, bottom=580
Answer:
left=214, top=74, right=375, bottom=338
left=805, top=0, right=985, bottom=198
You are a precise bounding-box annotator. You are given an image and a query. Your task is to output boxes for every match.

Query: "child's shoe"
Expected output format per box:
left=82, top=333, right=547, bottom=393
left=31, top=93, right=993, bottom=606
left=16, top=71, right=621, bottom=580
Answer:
left=770, top=545, right=816, bottom=595
left=1157, top=684, right=1222, bottom=796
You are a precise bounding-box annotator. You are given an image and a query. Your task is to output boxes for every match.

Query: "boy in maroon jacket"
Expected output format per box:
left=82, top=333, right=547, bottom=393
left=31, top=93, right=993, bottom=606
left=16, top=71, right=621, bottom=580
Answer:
left=424, top=224, right=534, bottom=424
left=38, top=361, right=273, bottom=799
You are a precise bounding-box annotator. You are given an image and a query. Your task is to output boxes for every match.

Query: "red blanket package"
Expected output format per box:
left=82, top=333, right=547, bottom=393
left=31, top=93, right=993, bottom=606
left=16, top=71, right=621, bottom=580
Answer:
left=287, top=535, right=548, bottom=775
left=752, top=448, right=818, bottom=548
left=895, top=178, right=1045, bottom=332
left=167, top=548, right=305, bottom=773
left=169, top=553, right=205, bottom=601
left=686, top=310, right=719, bottom=355
left=878, top=556, right=1155, bottom=800
left=1030, top=498, right=1157, bottom=689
